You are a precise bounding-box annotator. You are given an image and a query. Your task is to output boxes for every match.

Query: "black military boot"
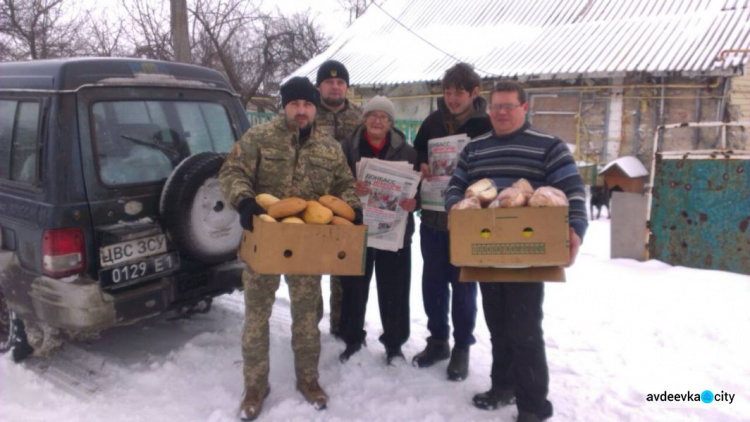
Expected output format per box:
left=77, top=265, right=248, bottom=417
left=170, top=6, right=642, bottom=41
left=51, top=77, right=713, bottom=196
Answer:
left=472, top=387, right=516, bottom=410
left=517, top=410, right=547, bottom=422
left=385, top=346, right=405, bottom=366
left=446, top=346, right=470, bottom=381
left=339, top=340, right=365, bottom=363
left=412, top=337, right=450, bottom=368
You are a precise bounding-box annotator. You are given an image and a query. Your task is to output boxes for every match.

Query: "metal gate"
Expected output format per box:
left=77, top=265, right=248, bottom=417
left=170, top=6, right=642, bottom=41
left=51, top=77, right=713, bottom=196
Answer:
left=647, top=121, right=750, bottom=275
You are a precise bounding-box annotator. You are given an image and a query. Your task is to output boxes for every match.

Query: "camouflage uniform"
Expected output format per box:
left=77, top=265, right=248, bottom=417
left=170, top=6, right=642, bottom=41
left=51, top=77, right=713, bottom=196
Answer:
left=315, top=100, right=363, bottom=143
left=314, top=99, right=363, bottom=335
left=219, top=115, right=360, bottom=389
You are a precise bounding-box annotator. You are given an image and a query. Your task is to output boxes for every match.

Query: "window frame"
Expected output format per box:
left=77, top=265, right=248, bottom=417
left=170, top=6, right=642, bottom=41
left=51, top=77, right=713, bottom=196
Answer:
left=0, top=96, right=45, bottom=189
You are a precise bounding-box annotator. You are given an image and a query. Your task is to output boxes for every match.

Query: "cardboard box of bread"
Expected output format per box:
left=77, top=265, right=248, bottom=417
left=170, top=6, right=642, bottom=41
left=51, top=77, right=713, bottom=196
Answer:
left=449, top=178, right=569, bottom=282
left=240, top=194, right=367, bottom=275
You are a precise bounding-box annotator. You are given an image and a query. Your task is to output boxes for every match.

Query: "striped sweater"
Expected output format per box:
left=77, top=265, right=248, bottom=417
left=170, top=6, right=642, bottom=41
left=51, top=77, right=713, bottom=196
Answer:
left=445, top=122, right=588, bottom=240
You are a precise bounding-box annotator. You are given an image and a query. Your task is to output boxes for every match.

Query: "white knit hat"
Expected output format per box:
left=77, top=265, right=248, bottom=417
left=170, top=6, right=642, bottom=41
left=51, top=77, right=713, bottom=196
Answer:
left=363, top=95, right=396, bottom=121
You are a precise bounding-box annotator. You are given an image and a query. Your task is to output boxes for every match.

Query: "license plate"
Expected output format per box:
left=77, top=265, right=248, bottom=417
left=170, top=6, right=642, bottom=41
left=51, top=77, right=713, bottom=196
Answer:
left=100, top=234, right=167, bottom=267
left=99, top=252, right=179, bottom=288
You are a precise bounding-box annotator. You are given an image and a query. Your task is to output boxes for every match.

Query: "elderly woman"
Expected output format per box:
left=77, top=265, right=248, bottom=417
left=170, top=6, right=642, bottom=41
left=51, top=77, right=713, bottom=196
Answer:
left=338, top=96, right=419, bottom=365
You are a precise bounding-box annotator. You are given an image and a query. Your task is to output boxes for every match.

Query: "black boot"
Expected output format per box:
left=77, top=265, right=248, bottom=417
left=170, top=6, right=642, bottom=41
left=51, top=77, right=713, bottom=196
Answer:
left=385, top=346, right=405, bottom=366
left=517, top=410, right=548, bottom=422
left=339, top=340, right=365, bottom=363
left=412, top=337, right=450, bottom=368
left=446, top=347, right=469, bottom=381
left=472, top=387, right=515, bottom=410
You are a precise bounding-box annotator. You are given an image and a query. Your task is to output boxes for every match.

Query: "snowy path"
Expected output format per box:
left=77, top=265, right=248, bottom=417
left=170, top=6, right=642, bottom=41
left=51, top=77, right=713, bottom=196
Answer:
left=1, top=220, right=749, bottom=421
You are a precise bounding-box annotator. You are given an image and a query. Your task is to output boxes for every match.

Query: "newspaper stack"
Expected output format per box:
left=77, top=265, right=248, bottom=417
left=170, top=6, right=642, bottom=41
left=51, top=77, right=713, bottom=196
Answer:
left=420, top=134, right=470, bottom=211
left=356, top=158, right=420, bottom=252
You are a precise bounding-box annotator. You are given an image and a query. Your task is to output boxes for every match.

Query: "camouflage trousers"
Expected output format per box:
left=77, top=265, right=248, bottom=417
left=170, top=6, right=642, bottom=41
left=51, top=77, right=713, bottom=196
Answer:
left=242, top=267, right=323, bottom=389
left=328, top=276, right=343, bottom=333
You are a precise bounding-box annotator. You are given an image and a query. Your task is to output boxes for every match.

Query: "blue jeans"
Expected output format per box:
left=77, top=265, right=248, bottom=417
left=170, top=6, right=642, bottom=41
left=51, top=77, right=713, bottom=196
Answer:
left=420, top=224, right=477, bottom=348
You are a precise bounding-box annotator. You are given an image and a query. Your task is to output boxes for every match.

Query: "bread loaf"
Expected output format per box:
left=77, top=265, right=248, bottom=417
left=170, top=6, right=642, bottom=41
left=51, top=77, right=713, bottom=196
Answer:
left=258, top=214, right=277, bottom=223
left=268, top=197, right=307, bottom=219
left=453, top=197, right=482, bottom=210
left=330, top=216, right=354, bottom=226
left=301, top=200, right=334, bottom=225
left=529, top=187, right=569, bottom=207
left=489, top=187, right=526, bottom=208
left=465, top=178, right=496, bottom=199
left=512, top=179, right=534, bottom=201
left=318, top=195, right=356, bottom=221
left=255, top=193, right=280, bottom=210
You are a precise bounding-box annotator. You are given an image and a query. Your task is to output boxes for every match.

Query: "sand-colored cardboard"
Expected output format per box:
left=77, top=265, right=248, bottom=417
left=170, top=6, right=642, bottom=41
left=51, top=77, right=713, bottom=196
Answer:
left=449, top=207, right=570, bottom=267
left=459, top=266, right=566, bottom=282
left=240, top=216, right=367, bottom=275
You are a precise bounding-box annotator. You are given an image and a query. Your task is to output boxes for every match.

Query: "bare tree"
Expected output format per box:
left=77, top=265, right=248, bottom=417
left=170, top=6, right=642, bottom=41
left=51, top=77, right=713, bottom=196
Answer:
left=0, top=0, right=86, bottom=60
left=338, top=0, right=372, bottom=25
left=122, top=0, right=173, bottom=60
left=188, top=0, right=329, bottom=109
left=83, top=11, right=126, bottom=57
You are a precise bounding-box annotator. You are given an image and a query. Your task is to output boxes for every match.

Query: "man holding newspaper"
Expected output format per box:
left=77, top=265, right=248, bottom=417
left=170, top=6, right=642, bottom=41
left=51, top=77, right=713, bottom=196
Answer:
left=412, top=63, right=494, bottom=381
left=337, top=96, right=421, bottom=365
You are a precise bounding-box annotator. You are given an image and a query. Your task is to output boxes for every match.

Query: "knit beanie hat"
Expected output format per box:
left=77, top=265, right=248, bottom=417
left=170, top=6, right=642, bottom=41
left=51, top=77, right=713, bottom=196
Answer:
left=316, top=60, right=350, bottom=86
left=363, top=95, right=396, bottom=121
left=280, top=77, right=319, bottom=108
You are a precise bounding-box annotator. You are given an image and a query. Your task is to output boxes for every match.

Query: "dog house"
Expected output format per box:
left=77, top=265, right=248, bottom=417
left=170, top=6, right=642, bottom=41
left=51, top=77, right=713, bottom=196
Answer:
left=598, top=156, right=649, bottom=193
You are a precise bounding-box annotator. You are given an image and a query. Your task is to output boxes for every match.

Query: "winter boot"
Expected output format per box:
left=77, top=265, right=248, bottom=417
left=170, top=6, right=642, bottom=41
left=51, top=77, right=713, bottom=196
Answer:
left=517, top=410, right=547, bottom=422
left=385, top=346, right=405, bottom=366
left=446, top=346, right=470, bottom=381
left=239, top=385, right=270, bottom=421
left=297, top=379, right=328, bottom=410
left=472, top=387, right=516, bottom=410
left=412, top=337, right=450, bottom=368
left=339, top=340, right=365, bottom=363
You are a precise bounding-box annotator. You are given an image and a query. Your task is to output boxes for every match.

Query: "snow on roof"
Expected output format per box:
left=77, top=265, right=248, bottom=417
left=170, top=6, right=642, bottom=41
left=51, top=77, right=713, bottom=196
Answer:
left=598, top=156, right=649, bottom=178
left=290, top=0, right=750, bottom=86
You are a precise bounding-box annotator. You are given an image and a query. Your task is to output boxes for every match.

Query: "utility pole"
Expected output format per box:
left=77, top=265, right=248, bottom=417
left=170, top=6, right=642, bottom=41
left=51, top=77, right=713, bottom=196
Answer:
left=171, top=0, right=190, bottom=63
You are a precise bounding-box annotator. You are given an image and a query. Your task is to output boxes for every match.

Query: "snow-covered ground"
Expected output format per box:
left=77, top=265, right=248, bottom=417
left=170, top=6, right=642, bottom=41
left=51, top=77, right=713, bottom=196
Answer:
left=1, top=218, right=749, bottom=421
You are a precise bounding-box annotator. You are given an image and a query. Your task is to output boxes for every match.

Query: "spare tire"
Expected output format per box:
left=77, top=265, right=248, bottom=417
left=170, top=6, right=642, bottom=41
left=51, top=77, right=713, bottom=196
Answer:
left=160, top=152, right=242, bottom=264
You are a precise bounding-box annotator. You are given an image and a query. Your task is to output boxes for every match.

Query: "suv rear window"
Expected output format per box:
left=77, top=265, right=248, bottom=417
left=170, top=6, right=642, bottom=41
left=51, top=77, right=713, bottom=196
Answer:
left=0, top=99, right=41, bottom=185
left=91, top=101, right=234, bottom=185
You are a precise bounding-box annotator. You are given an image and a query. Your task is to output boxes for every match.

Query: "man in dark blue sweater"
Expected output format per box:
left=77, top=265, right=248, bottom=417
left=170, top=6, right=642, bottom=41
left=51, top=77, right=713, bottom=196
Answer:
left=445, top=81, right=587, bottom=422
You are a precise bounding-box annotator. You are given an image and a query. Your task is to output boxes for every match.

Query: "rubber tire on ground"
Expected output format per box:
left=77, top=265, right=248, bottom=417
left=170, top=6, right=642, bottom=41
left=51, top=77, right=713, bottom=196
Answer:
left=160, top=152, right=243, bottom=264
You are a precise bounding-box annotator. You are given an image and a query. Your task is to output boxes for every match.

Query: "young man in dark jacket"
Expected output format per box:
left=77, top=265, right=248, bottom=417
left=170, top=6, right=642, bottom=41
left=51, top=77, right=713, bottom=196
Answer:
left=445, top=80, right=587, bottom=422
left=412, top=63, right=493, bottom=381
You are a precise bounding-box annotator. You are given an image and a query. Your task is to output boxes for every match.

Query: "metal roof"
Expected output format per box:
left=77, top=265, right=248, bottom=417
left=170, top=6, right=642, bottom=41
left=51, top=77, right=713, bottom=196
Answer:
left=291, top=0, right=750, bottom=86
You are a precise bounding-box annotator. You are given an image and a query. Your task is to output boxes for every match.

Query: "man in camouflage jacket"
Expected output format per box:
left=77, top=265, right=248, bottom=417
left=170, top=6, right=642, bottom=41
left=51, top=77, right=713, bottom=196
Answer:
left=219, top=76, right=361, bottom=421
left=313, top=59, right=363, bottom=338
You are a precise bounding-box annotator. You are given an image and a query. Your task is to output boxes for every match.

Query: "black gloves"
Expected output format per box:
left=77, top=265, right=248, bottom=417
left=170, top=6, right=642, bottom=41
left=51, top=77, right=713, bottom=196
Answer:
left=353, top=208, right=364, bottom=225
left=237, top=197, right=266, bottom=231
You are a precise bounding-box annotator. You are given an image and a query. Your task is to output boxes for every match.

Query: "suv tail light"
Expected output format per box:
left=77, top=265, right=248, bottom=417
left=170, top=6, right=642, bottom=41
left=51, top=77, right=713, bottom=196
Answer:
left=43, top=228, right=86, bottom=278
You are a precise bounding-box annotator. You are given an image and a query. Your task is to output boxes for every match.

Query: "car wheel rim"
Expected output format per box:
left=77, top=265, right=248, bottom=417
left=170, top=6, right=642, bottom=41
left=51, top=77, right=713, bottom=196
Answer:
left=189, top=177, right=242, bottom=255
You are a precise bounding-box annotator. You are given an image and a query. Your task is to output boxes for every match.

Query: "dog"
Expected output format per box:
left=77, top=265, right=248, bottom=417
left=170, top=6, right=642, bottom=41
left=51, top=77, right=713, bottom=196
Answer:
left=589, top=185, right=610, bottom=220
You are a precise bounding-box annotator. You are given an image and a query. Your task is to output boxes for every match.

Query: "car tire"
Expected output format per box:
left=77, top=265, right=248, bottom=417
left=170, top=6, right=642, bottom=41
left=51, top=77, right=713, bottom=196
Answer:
left=0, top=291, right=33, bottom=362
left=160, top=152, right=242, bottom=264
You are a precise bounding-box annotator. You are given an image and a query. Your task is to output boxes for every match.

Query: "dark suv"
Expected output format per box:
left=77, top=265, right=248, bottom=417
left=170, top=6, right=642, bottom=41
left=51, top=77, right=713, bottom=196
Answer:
left=0, top=58, right=250, bottom=360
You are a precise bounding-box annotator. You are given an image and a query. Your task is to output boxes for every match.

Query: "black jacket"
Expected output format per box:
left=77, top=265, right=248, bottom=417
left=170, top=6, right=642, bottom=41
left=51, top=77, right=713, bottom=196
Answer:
left=413, top=96, right=493, bottom=231
left=341, top=125, right=418, bottom=247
